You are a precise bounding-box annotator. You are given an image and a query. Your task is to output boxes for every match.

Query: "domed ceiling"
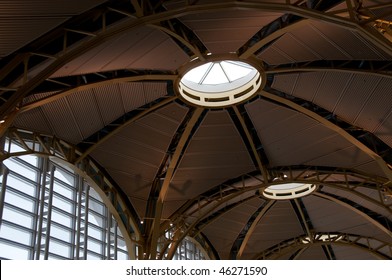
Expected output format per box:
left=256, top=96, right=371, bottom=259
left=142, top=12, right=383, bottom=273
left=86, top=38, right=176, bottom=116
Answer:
left=1, top=0, right=392, bottom=259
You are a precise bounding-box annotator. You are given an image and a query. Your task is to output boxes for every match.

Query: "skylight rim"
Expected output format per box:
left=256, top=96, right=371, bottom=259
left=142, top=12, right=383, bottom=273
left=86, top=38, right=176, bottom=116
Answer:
left=176, top=56, right=265, bottom=108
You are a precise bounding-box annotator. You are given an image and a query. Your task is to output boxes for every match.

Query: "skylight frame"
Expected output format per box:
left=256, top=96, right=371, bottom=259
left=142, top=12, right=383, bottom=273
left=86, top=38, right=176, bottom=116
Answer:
left=176, top=57, right=264, bottom=108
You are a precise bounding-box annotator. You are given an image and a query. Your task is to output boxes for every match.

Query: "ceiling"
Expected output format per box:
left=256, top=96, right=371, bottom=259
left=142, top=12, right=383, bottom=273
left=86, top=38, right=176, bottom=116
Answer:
left=1, top=0, right=392, bottom=260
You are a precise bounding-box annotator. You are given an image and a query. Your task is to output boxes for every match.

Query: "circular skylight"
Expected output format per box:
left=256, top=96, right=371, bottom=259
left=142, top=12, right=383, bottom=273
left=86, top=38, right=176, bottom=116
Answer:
left=177, top=60, right=262, bottom=107
left=262, top=183, right=316, bottom=200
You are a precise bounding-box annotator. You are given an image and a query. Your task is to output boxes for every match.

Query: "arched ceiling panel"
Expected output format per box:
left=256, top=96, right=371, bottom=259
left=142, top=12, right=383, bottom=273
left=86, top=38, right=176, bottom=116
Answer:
left=242, top=200, right=304, bottom=258
left=321, top=185, right=392, bottom=220
left=52, top=26, right=189, bottom=77
left=168, top=110, right=255, bottom=201
left=245, top=98, right=374, bottom=168
left=331, top=244, right=378, bottom=260
left=302, top=194, right=392, bottom=243
left=272, top=72, right=392, bottom=147
left=201, top=197, right=263, bottom=260
left=297, top=246, right=329, bottom=260
left=176, top=9, right=282, bottom=54
left=90, top=102, right=189, bottom=218
left=0, top=0, right=107, bottom=58
left=258, top=19, right=391, bottom=65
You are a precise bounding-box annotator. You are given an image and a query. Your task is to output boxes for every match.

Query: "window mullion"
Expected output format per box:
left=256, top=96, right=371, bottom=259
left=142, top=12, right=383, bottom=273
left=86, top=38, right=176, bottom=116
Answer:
left=34, top=157, right=48, bottom=260
left=0, top=165, right=9, bottom=228
left=43, top=165, right=56, bottom=260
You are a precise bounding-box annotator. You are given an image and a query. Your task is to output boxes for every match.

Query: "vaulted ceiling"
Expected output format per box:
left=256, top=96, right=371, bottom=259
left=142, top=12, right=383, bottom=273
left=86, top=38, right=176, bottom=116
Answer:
left=1, top=0, right=392, bottom=260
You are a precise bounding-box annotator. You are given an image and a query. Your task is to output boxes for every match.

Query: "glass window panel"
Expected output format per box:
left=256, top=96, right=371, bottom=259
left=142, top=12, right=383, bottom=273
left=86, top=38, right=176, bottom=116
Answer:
left=0, top=223, right=32, bottom=246
left=87, top=237, right=103, bottom=254
left=52, top=195, right=73, bottom=213
left=2, top=206, right=33, bottom=228
left=49, top=239, right=71, bottom=258
left=50, top=224, right=72, bottom=243
left=0, top=140, right=130, bottom=260
left=89, top=199, right=104, bottom=215
left=117, top=238, right=127, bottom=251
left=4, top=190, right=34, bottom=212
left=88, top=212, right=104, bottom=227
left=54, top=169, right=74, bottom=186
left=7, top=174, right=36, bottom=196
left=0, top=242, right=30, bottom=260
left=19, top=154, right=38, bottom=167
left=117, top=251, right=128, bottom=260
left=4, top=159, right=37, bottom=181
left=87, top=252, right=101, bottom=260
left=53, top=181, right=74, bottom=199
left=88, top=226, right=103, bottom=241
left=51, top=209, right=72, bottom=227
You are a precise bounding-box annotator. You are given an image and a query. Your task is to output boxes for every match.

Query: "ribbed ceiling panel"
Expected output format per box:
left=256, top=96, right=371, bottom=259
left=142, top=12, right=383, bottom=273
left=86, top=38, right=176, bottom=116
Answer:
left=93, top=84, right=125, bottom=126
left=179, top=10, right=281, bottom=54
left=297, top=247, right=328, bottom=260
left=0, top=0, right=106, bottom=58
left=0, top=18, right=68, bottom=58
left=13, top=108, right=52, bottom=135
left=321, top=186, right=392, bottom=221
left=120, top=82, right=168, bottom=113
left=302, top=195, right=391, bottom=242
left=91, top=102, right=189, bottom=218
left=41, top=98, right=83, bottom=143
left=66, top=89, right=104, bottom=140
left=259, top=20, right=390, bottom=64
left=169, top=110, right=255, bottom=201
left=202, top=197, right=262, bottom=260
left=272, top=72, right=392, bottom=139
left=331, top=245, right=378, bottom=260
left=243, top=201, right=304, bottom=257
left=53, top=26, right=189, bottom=77
left=245, top=99, right=373, bottom=168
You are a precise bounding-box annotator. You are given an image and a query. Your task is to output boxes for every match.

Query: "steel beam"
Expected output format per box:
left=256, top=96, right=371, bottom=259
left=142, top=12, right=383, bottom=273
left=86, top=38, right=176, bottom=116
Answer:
left=259, top=90, right=392, bottom=183
left=254, top=232, right=392, bottom=260
left=145, top=107, right=204, bottom=259
left=2, top=1, right=392, bottom=125
left=0, top=128, right=140, bottom=253
left=314, top=191, right=392, bottom=238
left=74, top=96, right=177, bottom=164
left=230, top=200, right=276, bottom=259
left=265, top=60, right=392, bottom=78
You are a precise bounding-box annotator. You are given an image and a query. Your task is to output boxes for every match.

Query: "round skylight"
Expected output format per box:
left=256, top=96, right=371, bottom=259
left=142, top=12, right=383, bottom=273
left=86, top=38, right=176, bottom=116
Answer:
left=262, top=182, right=316, bottom=200
left=177, top=59, right=263, bottom=107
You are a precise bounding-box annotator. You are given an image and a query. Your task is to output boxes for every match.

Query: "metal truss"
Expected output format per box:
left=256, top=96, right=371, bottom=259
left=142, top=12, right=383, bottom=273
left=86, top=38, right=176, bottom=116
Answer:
left=142, top=107, right=205, bottom=259
left=0, top=127, right=141, bottom=257
left=253, top=232, right=392, bottom=260
left=1, top=0, right=391, bottom=127
left=265, top=60, right=392, bottom=78
left=163, top=165, right=391, bottom=259
left=228, top=106, right=270, bottom=182
left=74, top=95, right=177, bottom=164
left=259, top=89, right=392, bottom=182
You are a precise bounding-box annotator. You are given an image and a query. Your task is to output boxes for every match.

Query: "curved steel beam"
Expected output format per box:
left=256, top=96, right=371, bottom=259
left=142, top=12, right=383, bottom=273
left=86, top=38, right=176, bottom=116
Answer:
left=145, top=107, right=204, bottom=259
left=74, top=96, right=177, bottom=164
left=259, top=90, right=392, bottom=183
left=170, top=166, right=391, bottom=225
left=314, top=191, right=392, bottom=238
left=265, top=60, right=392, bottom=78
left=254, top=232, right=392, bottom=260
left=20, top=74, right=177, bottom=113
left=2, top=1, right=392, bottom=123
left=232, top=106, right=270, bottom=182
left=231, top=200, right=276, bottom=259
left=0, top=127, right=141, bottom=257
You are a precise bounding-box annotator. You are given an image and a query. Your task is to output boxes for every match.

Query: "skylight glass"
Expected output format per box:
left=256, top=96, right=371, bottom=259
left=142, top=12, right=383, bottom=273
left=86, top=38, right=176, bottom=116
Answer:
left=178, top=59, right=262, bottom=107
